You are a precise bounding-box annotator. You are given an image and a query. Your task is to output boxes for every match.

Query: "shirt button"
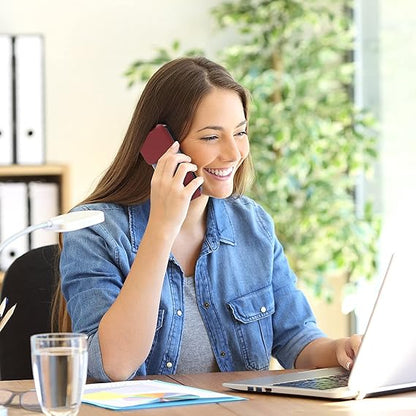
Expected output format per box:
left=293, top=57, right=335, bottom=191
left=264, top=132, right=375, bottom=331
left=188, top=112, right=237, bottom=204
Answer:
left=220, top=351, right=226, bottom=357
left=166, top=362, right=173, bottom=368
left=204, top=302, right=210, bottom=308
left=177, top=310, right=183, bottom=317
left=260, top=306, right=267, bottom=313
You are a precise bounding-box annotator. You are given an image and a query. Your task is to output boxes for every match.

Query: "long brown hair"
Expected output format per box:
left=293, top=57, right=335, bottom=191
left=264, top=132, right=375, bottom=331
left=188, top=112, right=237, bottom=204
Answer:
left=84, top=56, right=252, bottom=204
left=54, top=57, right=254, bottom=331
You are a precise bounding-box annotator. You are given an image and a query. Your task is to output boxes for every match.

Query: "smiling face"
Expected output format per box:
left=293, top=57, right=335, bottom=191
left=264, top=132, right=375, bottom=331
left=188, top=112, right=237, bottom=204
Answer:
left=179, top=88, right=250, bottom=199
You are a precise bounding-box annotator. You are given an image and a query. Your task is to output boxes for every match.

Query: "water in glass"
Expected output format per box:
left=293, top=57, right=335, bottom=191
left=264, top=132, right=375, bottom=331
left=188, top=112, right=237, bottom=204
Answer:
left=31, top=334, right=87, bottom=416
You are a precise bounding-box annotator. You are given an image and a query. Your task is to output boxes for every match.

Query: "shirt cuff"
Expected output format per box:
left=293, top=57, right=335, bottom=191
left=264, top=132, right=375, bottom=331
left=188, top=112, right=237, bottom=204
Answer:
left=87, top=332, right=112, bottom=382
left=87, top=332, right=138, bottom=381
left=277, top=325, right=326, bottom=369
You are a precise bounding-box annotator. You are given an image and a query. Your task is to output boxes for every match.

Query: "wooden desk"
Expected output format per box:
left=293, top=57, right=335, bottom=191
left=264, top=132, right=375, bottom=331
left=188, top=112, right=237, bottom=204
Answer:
left=2, top=370, right=416, bottom=415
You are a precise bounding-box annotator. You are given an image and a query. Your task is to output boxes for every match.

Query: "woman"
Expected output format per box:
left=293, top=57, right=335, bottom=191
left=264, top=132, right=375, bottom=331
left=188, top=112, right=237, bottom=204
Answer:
left=59, top=57, right=361, bottom=382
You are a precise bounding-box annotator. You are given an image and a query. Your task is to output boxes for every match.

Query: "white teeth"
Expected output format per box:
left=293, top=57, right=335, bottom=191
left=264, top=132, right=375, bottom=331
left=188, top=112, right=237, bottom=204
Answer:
left=206, top=167, right=233, bottom=177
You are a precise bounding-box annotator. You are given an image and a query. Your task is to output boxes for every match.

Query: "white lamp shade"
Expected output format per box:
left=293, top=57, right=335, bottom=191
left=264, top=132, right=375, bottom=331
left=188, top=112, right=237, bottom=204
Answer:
left=46, top=210, right=105, bottom=232
left=0, top=210, right=104, bottom=254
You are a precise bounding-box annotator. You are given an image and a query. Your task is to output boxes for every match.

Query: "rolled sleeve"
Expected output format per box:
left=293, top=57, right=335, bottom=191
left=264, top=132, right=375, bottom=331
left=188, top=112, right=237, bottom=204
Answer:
left=272, top=282, right=326, bottom=368
left=270, top=237, right=326, bottom=368
left=87, top=333, right=138, bottom=381
left=278, top=324, right=326, bottom=369
left=87, top=332, right=112, bottom=382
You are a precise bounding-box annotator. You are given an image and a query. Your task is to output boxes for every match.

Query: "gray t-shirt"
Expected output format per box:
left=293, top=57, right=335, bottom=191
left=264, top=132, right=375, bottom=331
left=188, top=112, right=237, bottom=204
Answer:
left=176, top=276, right=219, bottom=374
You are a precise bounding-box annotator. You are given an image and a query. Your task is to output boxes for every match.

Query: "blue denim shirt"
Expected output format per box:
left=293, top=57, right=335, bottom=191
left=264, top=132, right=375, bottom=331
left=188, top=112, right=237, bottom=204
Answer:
left=60, top=196, right=325, bottom=381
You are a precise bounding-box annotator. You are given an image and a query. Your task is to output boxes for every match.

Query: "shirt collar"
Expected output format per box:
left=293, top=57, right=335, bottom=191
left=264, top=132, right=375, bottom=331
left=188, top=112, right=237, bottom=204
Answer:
left=206, top=198, right=236, bottom=247
left=128, top=197, right=236, bottom=252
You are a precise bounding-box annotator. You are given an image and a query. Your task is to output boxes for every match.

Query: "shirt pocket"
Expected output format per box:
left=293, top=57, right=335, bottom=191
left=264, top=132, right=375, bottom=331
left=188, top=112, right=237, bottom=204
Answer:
left=227, top=285, right=275, bottom=370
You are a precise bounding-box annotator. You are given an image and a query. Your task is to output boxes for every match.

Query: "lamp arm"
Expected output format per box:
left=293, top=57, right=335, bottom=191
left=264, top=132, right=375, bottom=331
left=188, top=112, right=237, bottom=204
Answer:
left=0, top=211, right=104, bottom=255
left=0, top=222, right=49, bottom=254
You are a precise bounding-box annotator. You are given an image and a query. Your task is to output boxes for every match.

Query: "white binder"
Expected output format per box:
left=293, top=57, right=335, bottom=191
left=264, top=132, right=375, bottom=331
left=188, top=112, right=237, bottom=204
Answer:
left=0, top=35, right=13, bottom=165
left=0, top=182, right=29, bottom=271
left=28, top=181, right=59, bottom=249
left=14, top=35, right=45, bottom=165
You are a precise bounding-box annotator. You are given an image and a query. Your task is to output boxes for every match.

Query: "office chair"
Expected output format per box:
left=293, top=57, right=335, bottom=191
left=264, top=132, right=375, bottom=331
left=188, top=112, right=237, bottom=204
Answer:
left=0, top=244, right=60, bottom=380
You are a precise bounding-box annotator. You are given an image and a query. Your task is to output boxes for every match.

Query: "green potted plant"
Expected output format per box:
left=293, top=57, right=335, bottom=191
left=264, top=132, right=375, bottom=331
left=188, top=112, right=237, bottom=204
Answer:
left=124, top=0, right=381, bottom=303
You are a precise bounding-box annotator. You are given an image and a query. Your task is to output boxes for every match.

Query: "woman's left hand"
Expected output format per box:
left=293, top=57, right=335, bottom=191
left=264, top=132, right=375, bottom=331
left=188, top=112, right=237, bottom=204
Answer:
left=335, top=334, right=362, bottom=370
left=295, top=334, right=363, bottom=370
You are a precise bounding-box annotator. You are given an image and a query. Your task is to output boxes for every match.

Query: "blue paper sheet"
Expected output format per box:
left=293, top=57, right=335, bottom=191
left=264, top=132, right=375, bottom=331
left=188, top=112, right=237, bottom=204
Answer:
left=82, top=379, right=246, bottom=410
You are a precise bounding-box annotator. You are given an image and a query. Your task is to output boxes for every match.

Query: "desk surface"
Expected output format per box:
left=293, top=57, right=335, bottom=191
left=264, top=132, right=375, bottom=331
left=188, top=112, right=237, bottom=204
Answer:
left=2, top=370, right=416, bottom=416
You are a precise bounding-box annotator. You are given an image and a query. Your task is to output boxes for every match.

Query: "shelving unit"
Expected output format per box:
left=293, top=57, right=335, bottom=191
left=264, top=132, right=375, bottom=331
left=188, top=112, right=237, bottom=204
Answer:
left=0, top=164, right=69, bottom=286
left=0, top=164, right=69, bottom=213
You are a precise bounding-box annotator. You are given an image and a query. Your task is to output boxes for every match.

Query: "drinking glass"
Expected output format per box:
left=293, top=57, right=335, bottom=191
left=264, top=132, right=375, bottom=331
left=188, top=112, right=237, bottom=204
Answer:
left=30, top=333, right=88, bottom=416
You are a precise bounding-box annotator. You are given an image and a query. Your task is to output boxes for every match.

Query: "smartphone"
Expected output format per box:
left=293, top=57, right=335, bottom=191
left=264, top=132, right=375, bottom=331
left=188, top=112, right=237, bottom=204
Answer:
left=140, top=124, right=202, bottom=199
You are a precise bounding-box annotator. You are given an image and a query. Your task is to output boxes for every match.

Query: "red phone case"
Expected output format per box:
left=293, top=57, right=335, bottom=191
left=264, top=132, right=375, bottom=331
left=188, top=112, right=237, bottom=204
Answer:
left=140, top=124, right=201, bottom=199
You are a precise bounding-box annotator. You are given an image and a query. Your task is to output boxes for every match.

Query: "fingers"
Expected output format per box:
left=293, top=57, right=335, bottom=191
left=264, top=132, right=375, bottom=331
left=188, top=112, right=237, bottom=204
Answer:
left=338, top=334, right=363, bottom=371
left=337, top=342, right=353, bottom=371
left=349, top=334, right=362, bottom=356
left=157, top=141, right=191, bottom=177
left=151, top=141, right=203, bottom=200
left=348, top=334, right=362, bottom=370
left=345, top=359, right=353, bottom=371
left=169, top=162, right=203, bottom=197
left=185, top=175, right=204, bottom=199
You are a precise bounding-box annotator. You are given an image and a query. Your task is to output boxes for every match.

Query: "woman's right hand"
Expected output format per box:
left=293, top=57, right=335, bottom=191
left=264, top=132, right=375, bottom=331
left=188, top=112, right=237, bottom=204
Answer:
left=148, top=141, right=204, bottom=237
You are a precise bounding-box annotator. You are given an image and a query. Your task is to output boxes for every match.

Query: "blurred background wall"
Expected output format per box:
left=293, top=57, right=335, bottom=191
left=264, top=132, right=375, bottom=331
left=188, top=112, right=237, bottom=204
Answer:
left=0, top=0, right=226, bottom=204
left=1, top=0, right=416, bottom=337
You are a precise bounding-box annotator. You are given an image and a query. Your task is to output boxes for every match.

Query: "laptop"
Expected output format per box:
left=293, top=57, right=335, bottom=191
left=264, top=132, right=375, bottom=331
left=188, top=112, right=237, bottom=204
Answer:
left=223, top=251, right=416, bottom=399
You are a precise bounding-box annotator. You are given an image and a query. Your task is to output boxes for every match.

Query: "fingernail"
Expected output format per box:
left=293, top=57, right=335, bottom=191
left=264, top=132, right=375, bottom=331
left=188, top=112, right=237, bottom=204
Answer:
left=346, top=361, right=352, bottom=370
left=171, top=141, right=180, bottom=149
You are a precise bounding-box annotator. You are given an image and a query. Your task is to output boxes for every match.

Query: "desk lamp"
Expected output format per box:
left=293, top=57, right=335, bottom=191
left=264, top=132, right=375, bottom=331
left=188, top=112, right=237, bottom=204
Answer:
left=0, top=210, right=104, bottom=331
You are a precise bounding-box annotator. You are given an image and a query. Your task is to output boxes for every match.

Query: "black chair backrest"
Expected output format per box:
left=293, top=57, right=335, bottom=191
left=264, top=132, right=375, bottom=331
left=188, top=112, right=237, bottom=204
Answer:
left=0, top=244, right=60, bottom=380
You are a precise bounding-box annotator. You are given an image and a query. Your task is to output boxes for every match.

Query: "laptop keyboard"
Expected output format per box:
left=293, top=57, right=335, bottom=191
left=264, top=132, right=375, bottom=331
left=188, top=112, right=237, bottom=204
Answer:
left=273, top=373, right=349, bottom=390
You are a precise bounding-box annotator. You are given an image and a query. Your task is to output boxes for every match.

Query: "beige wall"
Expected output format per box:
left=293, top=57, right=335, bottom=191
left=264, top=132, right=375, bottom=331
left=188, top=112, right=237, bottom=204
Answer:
left=1, top=0, right=225, bottom=206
